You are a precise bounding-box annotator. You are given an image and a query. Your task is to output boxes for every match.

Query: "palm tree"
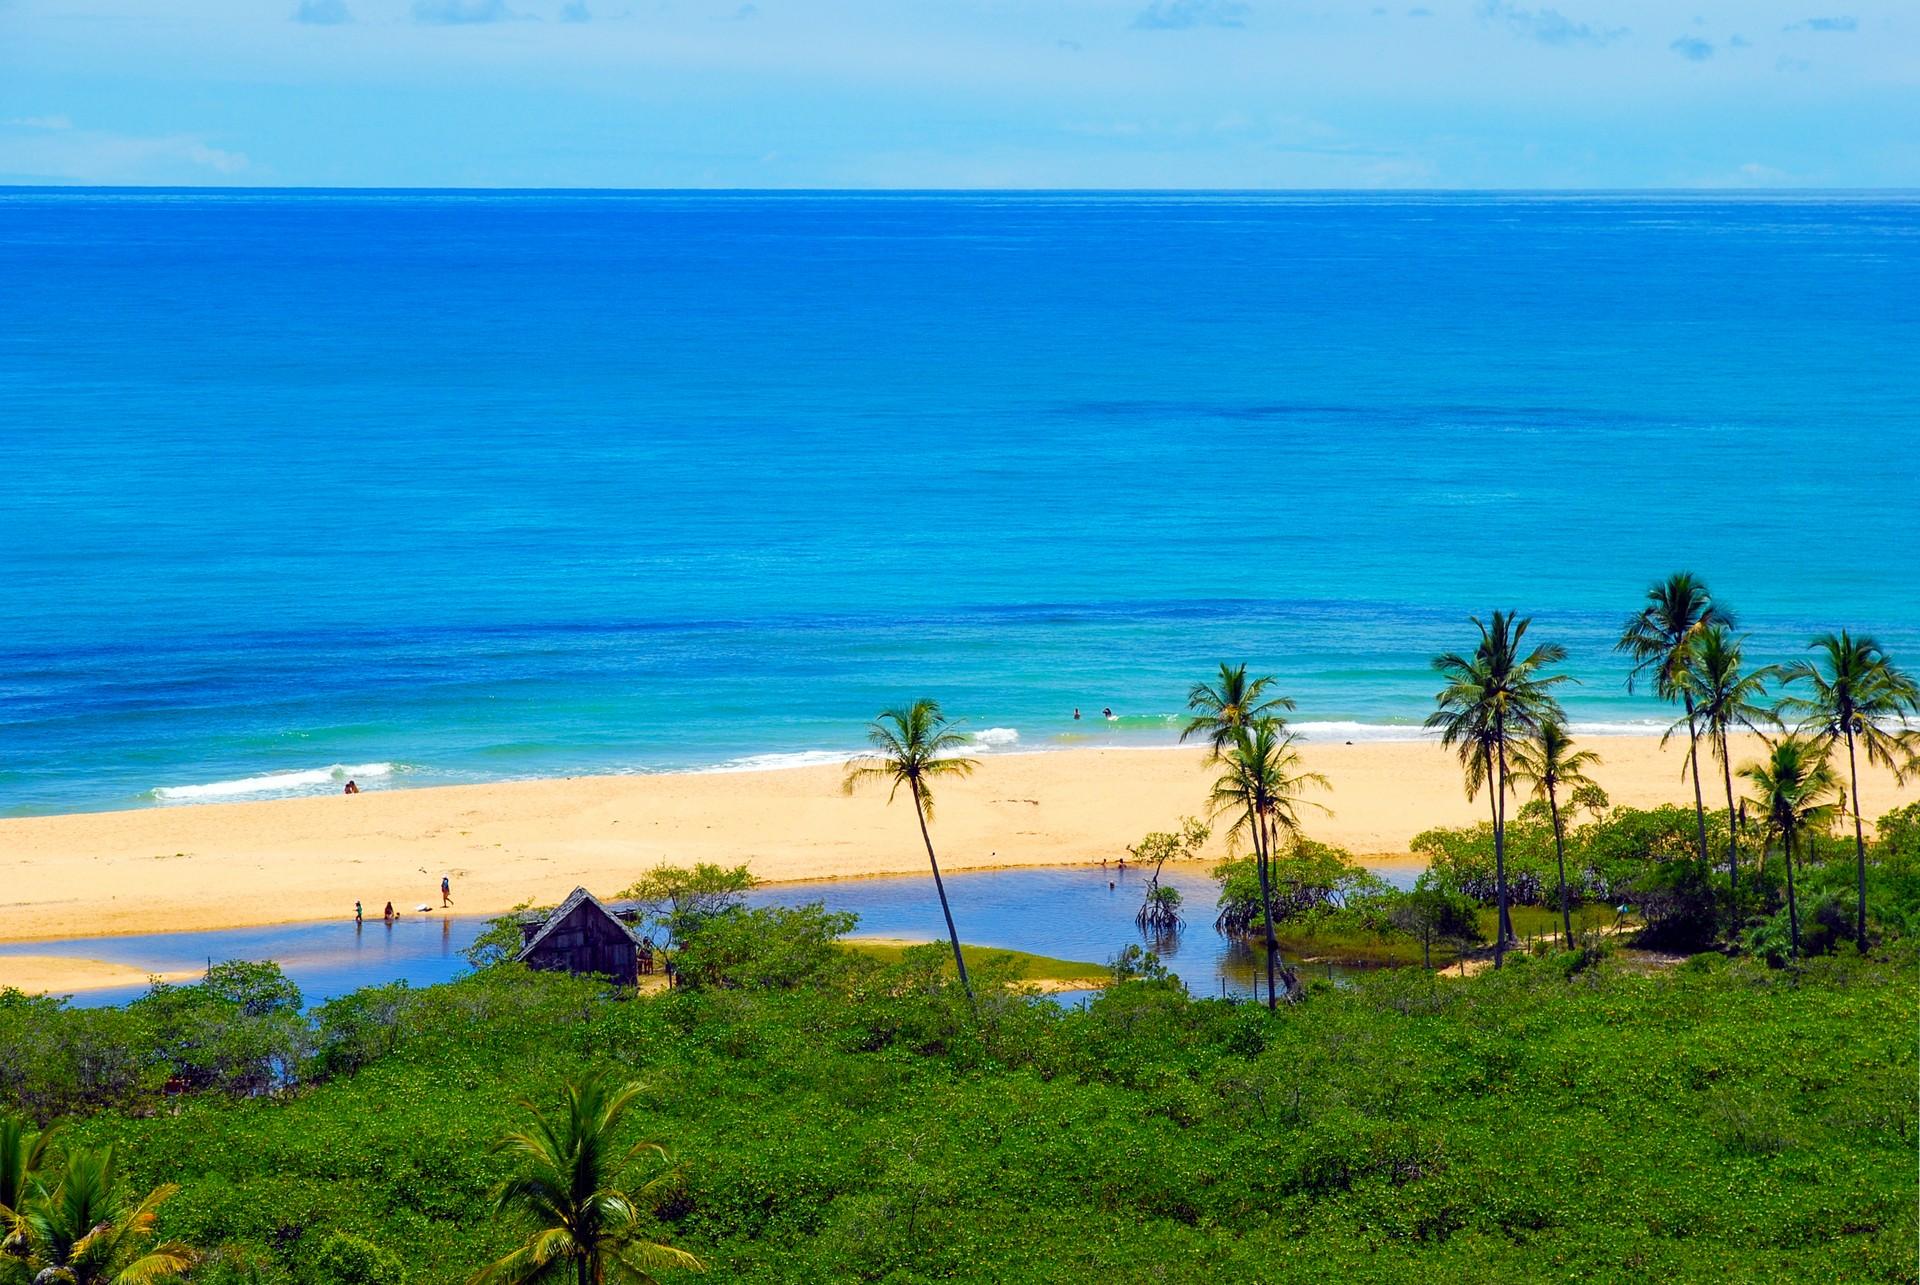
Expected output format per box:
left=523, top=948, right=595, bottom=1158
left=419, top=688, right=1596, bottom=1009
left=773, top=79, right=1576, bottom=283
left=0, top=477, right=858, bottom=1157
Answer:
left=1779, top=632, right=1920, bottom=952
left=1206, top=719, right=1329, bottom=1009
left=13, top=1145, right=195, bottom=1285
left=1510, top=719, right=1602, bottom=949
left=1180, top=663, right=1294, bottom=759
left=1428, top=611, right=1570, bottom=967
left=1616, top=572, right=1733, bottom=884
left=0, top=1113, right=54, bottom=1255
left=1671, top=625, right=1779, bottom=918
left=470, top=1072, right=702, bottom=1285
left=844, top=699, right=980, bottom=1005
left=1739, top=737, right=1841, bottom=957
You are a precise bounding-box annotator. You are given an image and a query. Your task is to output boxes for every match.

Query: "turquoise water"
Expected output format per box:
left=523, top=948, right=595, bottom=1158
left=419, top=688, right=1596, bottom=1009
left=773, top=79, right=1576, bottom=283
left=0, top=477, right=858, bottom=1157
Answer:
left=3, top=864, right=1415, bottom=1008
left=2, top=190, right=1915, bottom=814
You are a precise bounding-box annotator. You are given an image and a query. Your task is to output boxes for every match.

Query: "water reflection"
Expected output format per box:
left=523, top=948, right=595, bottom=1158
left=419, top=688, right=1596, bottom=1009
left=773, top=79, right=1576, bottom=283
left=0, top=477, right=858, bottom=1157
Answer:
left=2, top=862, right=1416, bottom=1008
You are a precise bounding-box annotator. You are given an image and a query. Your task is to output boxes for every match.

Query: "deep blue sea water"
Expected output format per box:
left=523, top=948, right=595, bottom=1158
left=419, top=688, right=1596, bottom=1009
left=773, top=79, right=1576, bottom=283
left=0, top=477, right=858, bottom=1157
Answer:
left=3, top=190, right=1915, bottom=815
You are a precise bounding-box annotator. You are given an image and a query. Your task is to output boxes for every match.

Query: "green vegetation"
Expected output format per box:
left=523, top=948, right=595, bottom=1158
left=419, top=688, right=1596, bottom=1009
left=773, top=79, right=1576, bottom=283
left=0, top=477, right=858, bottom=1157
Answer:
left=839, top=941, right=1107, bottom=983
left=470, top=1071, right=703, bottom=1285
left=3, top=922, right=1916, bottom=1282
left=0, top=1140, right=194, bottom=1285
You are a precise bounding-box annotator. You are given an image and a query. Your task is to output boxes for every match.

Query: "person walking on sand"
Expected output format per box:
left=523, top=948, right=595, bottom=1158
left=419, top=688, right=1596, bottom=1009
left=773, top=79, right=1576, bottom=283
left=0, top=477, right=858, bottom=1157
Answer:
left=355, top=900, right=363, bottom=925
left=441, top=875, right=452, bottom=907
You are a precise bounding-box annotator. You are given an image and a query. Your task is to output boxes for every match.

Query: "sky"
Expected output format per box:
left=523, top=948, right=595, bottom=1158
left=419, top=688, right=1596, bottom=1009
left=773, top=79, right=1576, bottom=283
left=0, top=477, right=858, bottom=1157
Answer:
left=0, top=0, right=1914, bottom=188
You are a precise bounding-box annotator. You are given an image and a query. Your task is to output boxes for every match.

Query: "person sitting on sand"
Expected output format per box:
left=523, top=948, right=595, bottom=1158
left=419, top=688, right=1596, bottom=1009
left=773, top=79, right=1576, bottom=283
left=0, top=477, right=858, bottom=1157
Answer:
left=383, top=900, right=395, bottom=922
left=344, top=779, right=360, bottom=794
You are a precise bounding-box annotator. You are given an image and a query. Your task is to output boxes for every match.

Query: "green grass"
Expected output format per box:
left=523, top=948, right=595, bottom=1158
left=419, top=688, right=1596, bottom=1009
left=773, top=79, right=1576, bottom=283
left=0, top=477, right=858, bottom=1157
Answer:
left=1268, top=904, right=1619, bottom=968
left=840, top=938, right=1108, bottom=982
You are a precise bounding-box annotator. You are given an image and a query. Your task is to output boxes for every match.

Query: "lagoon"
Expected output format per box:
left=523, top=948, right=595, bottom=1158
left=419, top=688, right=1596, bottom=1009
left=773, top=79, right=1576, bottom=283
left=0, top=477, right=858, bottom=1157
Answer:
left=2, top=862, right=1421, bottom=1008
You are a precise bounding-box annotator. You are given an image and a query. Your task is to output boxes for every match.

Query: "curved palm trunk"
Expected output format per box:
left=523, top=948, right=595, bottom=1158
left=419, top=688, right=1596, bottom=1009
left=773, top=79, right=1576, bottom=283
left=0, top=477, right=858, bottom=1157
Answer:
left=911, top=781, right=974, bottom=1006
left=1718, top=728, right=1740, bottom=919
left=1548, top=782, right=1572, bottom=949
left=1782, top=826, right=1800, bottom=957
left=1844, top=726, right=1869, bottom=952
left=1682, top=694, right=1711, bottom=883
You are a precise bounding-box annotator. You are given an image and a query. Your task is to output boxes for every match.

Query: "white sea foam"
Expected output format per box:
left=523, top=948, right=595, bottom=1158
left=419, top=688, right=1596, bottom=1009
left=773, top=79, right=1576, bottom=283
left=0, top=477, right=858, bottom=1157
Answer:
left=1291, top=721, right=1430, bottom=743
left=972, top=727, right=1020, bottom=748
left=699, top=749, right=859, bottom=775
left=152, top=762, right=398, bottom=802
left=1564, top=720, right=1671, bottom=737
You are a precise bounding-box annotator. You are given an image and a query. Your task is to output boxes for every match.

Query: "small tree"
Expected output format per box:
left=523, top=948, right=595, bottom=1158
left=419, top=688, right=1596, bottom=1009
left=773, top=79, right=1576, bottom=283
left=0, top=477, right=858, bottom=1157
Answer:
left=1388, top=884, right=1484, bottom=969
left=1130, top=816, right=1209, bottom=934
left=619, top=863, right=758, bottom=951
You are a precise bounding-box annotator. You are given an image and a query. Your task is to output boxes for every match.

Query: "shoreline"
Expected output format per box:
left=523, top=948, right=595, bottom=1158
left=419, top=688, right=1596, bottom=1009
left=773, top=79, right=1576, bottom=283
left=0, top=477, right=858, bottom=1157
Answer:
left=3, top=736, right=1912, bottom=956
left=30, top=719, right=1696, bottom=821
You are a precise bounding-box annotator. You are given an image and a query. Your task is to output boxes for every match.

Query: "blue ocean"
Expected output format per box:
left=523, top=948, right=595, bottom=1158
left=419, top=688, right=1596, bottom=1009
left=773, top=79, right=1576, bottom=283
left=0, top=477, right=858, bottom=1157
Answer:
left=3, top=190, right=1915, bottom=816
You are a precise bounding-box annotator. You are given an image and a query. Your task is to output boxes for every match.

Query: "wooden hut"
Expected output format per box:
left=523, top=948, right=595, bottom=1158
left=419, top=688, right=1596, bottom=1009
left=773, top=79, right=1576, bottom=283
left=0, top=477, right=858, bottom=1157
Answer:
left=515, top=887, right=646, bottom=984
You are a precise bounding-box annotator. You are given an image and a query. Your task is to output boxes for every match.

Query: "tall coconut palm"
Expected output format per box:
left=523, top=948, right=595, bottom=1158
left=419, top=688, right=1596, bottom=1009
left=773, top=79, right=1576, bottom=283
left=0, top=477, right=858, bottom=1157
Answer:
left=1180, top=663, right=1294, bottom=759
left=1510, top=718, right=1602, bottom=949
left=1778, top=632, right=1920, bottom=952
left=1616, top=572, right=1733, bottom=883
left=1206, top=719, right=1329, bottom=1009
left=1428, top=611, right=1570, bottom=967
left=1670, top=625, right=1779, bottom=917
left=1739, top=737, right=1841, bottom=958
left=469, top=1072, right=702, bottom=1285
left=13, top=1145, right=195, bottom=1285
left=844, top=699, right=980, bottom=1004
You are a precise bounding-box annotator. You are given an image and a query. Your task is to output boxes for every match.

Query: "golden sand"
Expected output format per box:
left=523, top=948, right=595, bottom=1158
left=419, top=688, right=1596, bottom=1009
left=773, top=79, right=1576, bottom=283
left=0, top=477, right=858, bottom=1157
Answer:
left=0, top=955, right=199, bottom=994
left=2, top=735, right=1911, bottom=964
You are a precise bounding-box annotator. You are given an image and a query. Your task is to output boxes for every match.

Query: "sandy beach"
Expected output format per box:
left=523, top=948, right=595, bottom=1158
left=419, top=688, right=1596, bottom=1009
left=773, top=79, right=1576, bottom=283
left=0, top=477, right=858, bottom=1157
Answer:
left=5, top=733, right=1914, bottom=963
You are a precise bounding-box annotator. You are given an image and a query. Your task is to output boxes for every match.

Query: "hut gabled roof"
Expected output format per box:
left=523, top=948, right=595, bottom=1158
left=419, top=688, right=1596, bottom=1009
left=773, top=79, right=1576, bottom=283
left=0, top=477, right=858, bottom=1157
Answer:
left=514, top=886, right=642, bottom=962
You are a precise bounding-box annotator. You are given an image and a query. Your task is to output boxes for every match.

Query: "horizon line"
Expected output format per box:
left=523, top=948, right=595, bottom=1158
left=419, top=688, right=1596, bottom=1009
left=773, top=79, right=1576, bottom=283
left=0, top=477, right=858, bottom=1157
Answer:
left=4, top=183, right=1920, bottom=198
